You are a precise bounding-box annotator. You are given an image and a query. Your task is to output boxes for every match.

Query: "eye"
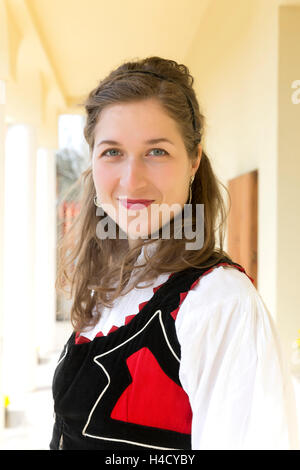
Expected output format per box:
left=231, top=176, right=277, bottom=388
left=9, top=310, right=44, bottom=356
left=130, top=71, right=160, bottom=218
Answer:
left=101, top=148, right=121, bottom=157
left=100, top=147, right=169, bottom=158
left=148, top=148, right=169, bottom=157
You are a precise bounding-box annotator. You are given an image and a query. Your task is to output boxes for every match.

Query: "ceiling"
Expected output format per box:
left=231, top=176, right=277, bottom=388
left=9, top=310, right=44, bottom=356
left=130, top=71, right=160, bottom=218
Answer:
left=24, top=0, right=211, bottom=107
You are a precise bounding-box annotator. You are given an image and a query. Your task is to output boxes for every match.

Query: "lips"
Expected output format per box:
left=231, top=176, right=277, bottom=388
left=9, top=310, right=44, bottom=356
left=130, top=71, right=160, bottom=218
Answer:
left=118, top=198, right=154, bottom=210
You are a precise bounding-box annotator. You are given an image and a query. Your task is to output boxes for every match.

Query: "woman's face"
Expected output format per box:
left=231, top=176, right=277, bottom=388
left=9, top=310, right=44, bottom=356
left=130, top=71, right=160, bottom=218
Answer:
left=92, top=98, right=202, bottom=248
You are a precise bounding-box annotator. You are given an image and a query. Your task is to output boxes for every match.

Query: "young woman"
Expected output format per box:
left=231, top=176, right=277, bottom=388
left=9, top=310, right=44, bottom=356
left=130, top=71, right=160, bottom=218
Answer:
left=50, top=57, right=299, bottom=450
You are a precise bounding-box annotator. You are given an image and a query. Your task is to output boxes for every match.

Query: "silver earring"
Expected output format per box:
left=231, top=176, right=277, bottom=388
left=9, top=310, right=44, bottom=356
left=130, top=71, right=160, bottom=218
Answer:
left=94, top=195, right=101, bottom=207
left=188, top=176, right=194, bottom=204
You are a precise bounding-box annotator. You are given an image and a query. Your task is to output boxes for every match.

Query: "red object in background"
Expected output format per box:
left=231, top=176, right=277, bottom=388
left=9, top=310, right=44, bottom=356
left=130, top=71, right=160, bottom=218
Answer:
left=58, top=201, right=81, bottom=236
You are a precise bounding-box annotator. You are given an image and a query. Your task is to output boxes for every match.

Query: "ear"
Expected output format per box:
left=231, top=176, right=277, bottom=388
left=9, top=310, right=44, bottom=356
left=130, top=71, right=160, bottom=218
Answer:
left=192, top=144, right=202, bottom=174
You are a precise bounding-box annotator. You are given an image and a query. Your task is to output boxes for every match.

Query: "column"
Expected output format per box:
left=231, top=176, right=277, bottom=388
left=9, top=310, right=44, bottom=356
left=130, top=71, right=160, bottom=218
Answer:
left=2, top=123, right=38, bottom=421
left=0, top=79, right=6, bottom=437
left=35, top=148, right=57, bottom=357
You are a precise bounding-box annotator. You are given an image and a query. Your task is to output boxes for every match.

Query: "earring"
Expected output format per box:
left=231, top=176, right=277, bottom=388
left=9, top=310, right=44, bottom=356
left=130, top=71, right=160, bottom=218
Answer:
left=188, top=175, right=194, bottom=204
left=94, top=195, right=101, bottom=207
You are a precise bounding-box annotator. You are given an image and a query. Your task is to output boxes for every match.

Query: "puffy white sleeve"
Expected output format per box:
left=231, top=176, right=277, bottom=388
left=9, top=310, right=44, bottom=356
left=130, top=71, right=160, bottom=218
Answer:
left=175, top=266, right=300, bottom=450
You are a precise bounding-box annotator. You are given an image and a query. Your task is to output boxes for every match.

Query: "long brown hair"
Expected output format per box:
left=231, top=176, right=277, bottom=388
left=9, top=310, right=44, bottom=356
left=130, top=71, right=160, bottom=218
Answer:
left=56, top=56, right=232, bottom=332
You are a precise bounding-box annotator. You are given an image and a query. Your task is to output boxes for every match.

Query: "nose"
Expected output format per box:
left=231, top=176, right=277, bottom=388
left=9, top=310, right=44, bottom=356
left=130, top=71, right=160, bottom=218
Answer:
left=119, top=157, right=146, bottom=192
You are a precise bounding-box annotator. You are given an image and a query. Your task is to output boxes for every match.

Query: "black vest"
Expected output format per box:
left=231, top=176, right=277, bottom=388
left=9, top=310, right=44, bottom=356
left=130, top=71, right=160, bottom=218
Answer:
left=50, top=256, right=251, bottom=450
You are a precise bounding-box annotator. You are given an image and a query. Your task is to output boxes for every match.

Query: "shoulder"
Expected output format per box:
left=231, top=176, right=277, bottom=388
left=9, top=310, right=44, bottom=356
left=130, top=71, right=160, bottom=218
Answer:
left=185, top=264, right=257, bottom=308
left=175, top=264, right=270, bottom=337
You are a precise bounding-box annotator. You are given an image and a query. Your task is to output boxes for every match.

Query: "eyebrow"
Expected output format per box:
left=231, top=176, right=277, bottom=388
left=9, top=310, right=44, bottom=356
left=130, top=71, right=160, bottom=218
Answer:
left=96, top=138, right=175, bottom=147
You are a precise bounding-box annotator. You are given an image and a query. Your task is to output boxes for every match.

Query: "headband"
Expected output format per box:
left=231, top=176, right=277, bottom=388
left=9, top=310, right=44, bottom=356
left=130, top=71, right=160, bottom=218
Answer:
left=115, top=69, right=197, bottom=132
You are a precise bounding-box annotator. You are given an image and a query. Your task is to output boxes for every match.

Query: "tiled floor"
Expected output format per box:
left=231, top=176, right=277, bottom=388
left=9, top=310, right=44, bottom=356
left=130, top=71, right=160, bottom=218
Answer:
left=0, top=321, right=71, bottom=450
left=0, top=352, right=59, bottom=450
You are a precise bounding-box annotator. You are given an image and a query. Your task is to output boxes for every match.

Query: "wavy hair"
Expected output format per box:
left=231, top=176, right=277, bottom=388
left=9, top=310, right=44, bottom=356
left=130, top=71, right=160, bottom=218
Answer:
left=56, top=56, right=232, bottom=332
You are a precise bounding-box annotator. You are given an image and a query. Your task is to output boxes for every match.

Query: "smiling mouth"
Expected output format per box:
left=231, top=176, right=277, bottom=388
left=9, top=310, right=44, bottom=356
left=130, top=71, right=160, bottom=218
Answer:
left=118, top=199, right=155, bottom=210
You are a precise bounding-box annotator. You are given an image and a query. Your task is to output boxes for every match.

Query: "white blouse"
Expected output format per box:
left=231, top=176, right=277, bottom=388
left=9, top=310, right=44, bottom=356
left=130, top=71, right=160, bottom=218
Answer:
left=79, top=244, right=300, bottom=450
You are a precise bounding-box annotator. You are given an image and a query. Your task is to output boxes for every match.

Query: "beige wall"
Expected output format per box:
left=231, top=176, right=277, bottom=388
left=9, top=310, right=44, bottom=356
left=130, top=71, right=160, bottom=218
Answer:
left=1, top=0, right=66, bottom=146
left=277, top=5, right=300, bottom=358
left=185, top=0, right=300, bottom=358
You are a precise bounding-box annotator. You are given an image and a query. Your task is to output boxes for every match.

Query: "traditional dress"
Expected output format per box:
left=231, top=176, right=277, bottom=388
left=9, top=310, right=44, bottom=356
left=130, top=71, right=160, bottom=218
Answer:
left=50, top=243, right=299, bottom=450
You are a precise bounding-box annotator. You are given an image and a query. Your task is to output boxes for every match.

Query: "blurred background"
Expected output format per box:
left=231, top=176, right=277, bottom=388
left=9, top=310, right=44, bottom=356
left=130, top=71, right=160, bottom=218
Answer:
left=0, top=0, right=299, bottom=449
